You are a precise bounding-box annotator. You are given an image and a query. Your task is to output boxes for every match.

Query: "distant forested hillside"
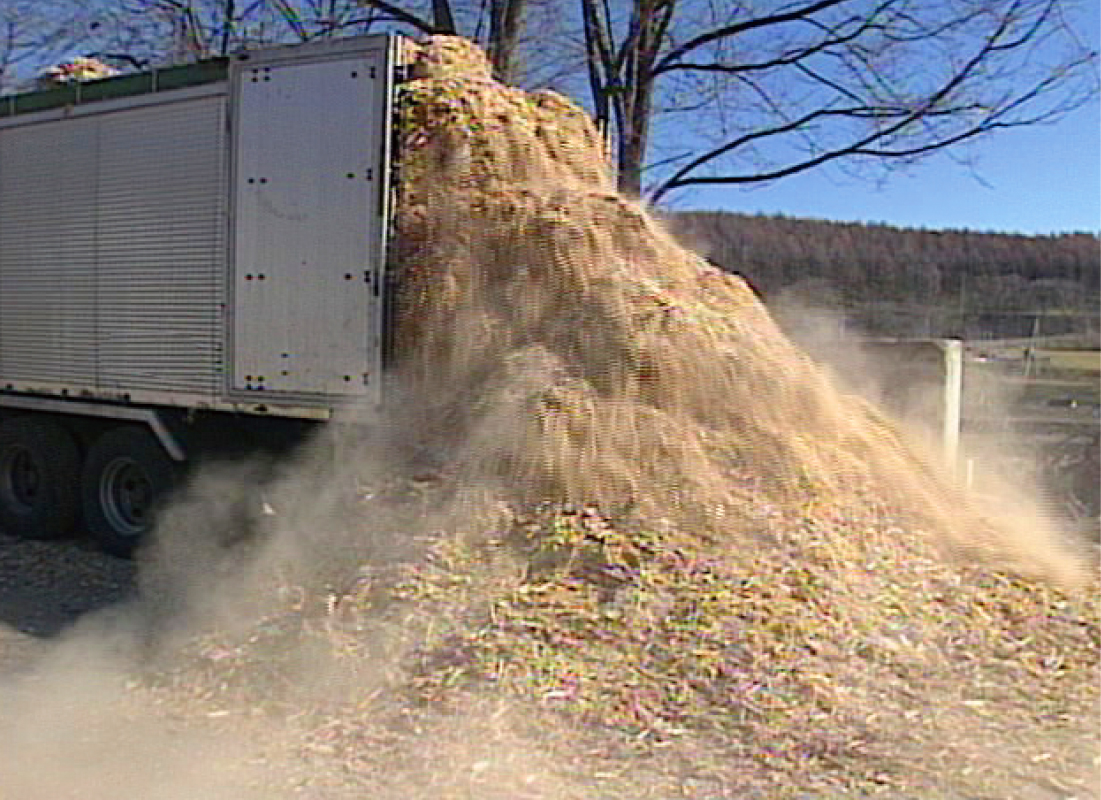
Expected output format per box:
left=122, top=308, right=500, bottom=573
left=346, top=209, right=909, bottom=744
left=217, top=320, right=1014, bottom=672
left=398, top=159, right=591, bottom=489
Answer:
left=672, top=211, right=1100, bottom=341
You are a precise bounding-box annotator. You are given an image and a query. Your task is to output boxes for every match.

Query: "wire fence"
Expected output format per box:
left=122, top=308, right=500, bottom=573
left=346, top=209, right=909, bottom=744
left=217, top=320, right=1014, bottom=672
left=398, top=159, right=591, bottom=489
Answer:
left=831, top=304, right=1099, bottom=344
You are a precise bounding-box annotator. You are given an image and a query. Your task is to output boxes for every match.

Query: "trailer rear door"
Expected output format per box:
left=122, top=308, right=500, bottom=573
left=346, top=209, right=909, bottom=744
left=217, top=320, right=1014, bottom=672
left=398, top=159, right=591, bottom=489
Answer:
left=230, top=41, right=392, bottom=400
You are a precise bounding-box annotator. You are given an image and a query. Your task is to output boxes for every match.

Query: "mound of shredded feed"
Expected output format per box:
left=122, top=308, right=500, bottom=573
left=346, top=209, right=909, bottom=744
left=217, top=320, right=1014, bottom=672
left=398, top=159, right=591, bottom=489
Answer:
left=38, top=56, right=118, bottom=86
left=375, top=35, right=1100, bottom=796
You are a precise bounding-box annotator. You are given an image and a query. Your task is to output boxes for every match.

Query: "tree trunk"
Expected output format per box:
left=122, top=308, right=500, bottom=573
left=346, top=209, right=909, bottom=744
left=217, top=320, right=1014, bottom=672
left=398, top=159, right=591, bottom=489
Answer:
left=431, top=0, right=456, bottom=32
left=616, top=0, right=668, bottom=197
left=219, top=0, right=236, bottom=55
left=618, top=93, right=651, bottom=197
left=488, top=0, right=527, bottom=83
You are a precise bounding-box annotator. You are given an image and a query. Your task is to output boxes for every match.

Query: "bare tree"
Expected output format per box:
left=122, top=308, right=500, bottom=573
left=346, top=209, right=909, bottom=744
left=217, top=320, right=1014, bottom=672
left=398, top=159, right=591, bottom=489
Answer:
left=0, top=0, right=576, bottom=91
left=25, top=0, right=562, bottom=85
left=484, top=0, right=527, bottom=82
left=54, top=0, right=389, bottom=71
left=581, top=0, right=673, bottom=196
left=0, top=10, right=26, bottom=92
left=579, top=0, right=1099, bottom=200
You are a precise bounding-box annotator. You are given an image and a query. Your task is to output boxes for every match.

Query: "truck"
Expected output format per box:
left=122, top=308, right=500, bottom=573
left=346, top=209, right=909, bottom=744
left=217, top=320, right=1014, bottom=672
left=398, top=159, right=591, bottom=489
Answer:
left=0, top=34, right=403, bottom=556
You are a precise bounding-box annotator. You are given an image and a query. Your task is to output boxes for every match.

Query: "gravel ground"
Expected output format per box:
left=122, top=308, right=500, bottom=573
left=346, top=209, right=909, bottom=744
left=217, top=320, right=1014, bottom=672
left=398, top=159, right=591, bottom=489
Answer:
left=0, top=531, right=136, bottom=675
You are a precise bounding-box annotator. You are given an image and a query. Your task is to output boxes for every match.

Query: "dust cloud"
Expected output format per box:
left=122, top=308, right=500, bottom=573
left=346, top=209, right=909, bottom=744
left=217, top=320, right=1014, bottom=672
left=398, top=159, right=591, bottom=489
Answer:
left=767, top=290, right=1093, bottom=580
left=0, top=445, right=331, bottom=798
left=0, top=630, right=266, bottom=799
left=0, top=417, right=593, bottom=798
left=0, top=33, right=1097, bottom=799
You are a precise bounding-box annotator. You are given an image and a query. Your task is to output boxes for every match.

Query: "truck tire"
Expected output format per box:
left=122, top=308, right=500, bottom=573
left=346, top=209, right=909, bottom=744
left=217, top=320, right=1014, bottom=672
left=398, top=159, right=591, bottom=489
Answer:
left=82, top=426, right=178, bottom=558
left=0, top=416, right=82, bottom=540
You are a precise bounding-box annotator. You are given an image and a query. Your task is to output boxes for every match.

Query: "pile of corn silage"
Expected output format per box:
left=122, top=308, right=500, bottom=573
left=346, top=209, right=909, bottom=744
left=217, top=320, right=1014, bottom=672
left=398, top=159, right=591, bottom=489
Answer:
left=368, top=34, right=1101, bottom=797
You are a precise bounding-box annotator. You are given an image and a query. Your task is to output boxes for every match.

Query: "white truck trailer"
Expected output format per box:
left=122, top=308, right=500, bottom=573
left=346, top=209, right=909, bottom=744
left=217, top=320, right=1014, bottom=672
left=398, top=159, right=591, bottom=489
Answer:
left=0, top=34, right=402, bottom=555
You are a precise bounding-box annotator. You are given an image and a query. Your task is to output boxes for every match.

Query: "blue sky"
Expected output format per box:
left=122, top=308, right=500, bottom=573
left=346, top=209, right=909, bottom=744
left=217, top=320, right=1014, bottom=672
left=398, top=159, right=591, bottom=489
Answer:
left=677, top=6, right=1100, bottom=236
left=679, top=101, right=1099, bottom=235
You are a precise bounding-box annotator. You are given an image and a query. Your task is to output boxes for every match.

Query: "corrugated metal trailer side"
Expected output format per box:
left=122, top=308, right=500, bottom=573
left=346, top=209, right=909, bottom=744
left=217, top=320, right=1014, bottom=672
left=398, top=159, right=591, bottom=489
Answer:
left=0, top=33, right=397, bottom=417
left=0, top=85, right=229, bottom=401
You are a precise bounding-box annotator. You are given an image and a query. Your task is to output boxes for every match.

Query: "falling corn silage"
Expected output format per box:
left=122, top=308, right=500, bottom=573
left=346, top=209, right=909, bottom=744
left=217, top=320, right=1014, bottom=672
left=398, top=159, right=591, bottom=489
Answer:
left=372, top=35, right=1097, bottom=794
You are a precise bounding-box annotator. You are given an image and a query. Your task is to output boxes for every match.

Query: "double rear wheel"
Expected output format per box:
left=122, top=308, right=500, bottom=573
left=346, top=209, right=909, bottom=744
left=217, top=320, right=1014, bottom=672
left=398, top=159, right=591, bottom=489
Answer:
left=81, top=426, right=177, bottom=558
left=0, top=416, right=176, bottom=557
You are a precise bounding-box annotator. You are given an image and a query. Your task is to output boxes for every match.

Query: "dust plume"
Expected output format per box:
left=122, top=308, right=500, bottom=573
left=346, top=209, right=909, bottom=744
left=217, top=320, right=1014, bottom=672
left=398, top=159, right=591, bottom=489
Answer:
left=767, top=289, right=1093, bottom=581
left=0, top=416, right=595, bottom=798
left=0, top=625, right=269, bottom=799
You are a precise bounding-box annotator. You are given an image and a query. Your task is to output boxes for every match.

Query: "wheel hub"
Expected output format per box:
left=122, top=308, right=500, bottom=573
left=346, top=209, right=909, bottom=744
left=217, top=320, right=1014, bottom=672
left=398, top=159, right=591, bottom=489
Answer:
left=100, top=457, right=154, bottom=537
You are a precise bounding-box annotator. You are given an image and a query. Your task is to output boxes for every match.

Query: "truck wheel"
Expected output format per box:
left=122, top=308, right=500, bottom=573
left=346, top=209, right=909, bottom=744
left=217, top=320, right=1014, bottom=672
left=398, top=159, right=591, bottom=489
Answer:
left=82, top=426, right=177, bottom=558
left=0, top=416, right=81, bottom=539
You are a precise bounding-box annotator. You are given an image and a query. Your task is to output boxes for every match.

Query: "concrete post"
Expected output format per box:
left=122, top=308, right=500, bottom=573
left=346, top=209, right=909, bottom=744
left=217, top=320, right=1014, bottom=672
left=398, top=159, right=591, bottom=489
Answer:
left=850, top=338, right=964, bottom=471
left=940, top=339, right=962, bottom=472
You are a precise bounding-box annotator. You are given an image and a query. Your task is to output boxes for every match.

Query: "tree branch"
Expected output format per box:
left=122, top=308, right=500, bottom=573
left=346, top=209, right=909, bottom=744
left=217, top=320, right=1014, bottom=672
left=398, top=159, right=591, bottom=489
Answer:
left=654, top=0, right=848, bottom=74
left=357, top=0, right=436, bottom=33
left=654, top=7, right=880, bottom=78
left=648, top=11, right=1096, bottom=204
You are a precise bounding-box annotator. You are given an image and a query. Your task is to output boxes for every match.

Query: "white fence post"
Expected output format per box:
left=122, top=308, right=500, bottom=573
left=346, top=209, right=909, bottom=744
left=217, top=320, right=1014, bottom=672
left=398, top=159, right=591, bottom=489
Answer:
left=941, top=339, right=962, bottom=473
